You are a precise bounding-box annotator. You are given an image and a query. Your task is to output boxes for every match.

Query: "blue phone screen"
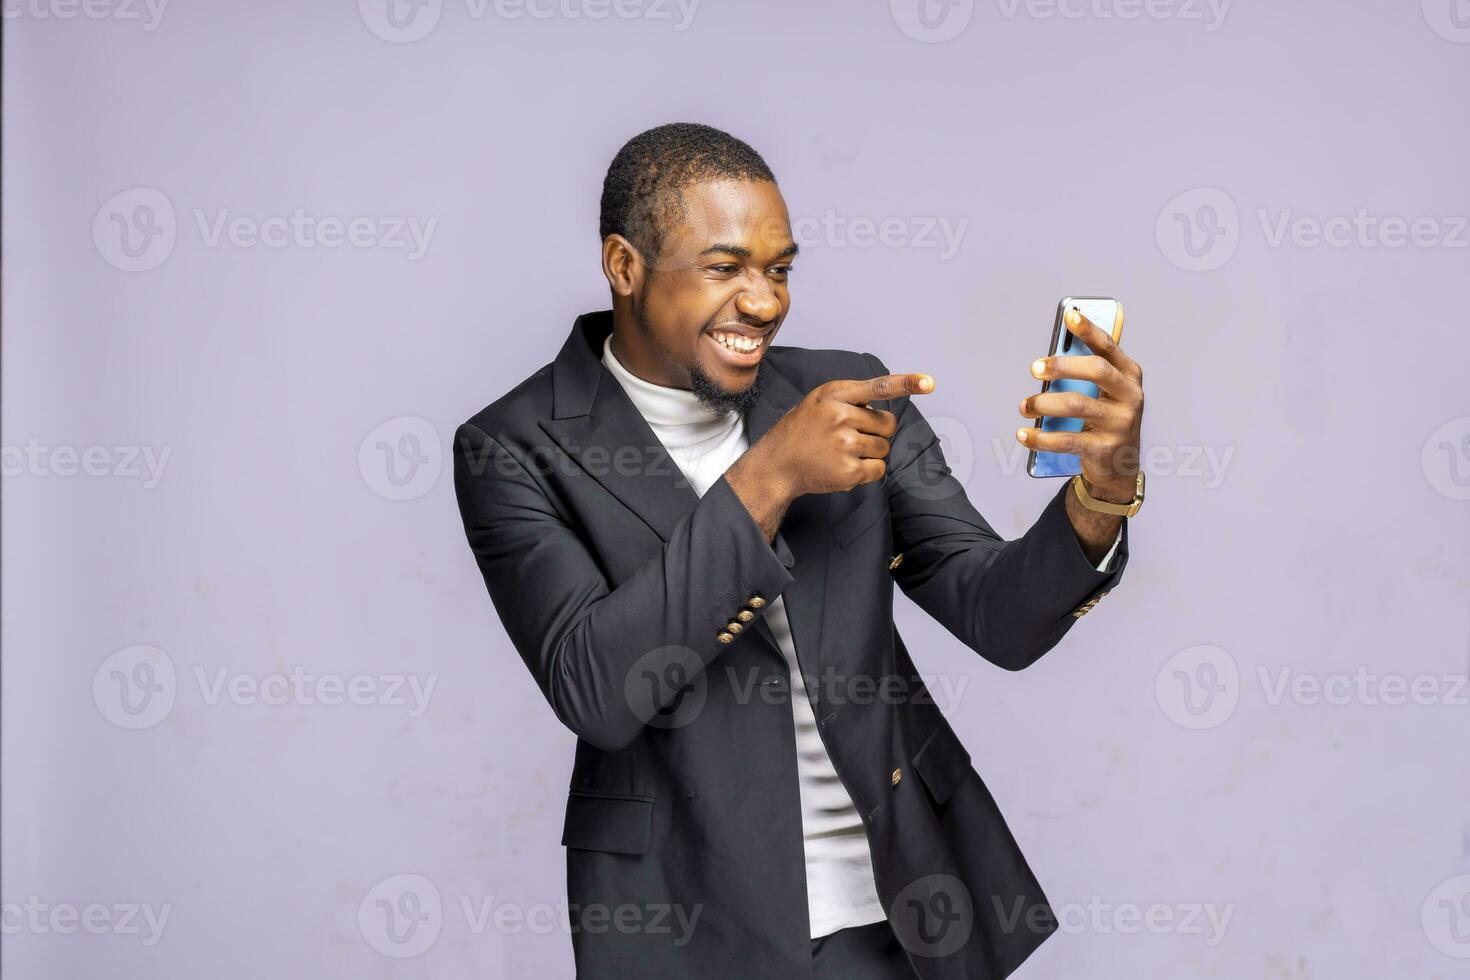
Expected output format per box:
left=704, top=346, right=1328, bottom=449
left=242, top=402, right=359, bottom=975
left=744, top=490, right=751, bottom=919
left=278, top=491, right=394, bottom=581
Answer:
left=1031, top=299, right=1117, bottom=478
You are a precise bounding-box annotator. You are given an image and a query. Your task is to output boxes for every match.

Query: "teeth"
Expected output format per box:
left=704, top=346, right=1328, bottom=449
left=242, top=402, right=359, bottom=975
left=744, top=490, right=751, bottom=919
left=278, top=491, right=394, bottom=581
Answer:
left=712, top=332, right=761, bottom=353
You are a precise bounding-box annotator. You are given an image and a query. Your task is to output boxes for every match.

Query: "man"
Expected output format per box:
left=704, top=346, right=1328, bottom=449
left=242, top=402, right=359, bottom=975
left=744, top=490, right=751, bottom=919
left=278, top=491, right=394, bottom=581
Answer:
left=453, top=123, right=1145, bottom=979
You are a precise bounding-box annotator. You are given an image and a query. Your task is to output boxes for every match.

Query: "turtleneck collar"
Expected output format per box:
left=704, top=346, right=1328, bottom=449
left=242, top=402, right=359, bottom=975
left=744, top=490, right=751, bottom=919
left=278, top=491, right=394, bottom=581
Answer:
left=600, top=332, right=741, bottom=439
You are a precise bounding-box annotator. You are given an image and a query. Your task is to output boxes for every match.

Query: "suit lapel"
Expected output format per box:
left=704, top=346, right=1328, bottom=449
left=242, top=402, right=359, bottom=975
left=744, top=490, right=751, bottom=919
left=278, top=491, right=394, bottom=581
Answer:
left=538, top=311, right=829, bottom=668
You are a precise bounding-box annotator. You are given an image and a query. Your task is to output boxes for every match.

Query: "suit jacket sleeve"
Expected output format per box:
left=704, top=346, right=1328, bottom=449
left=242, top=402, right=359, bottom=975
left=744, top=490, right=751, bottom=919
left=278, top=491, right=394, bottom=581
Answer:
left=453, top=421, right=795, bottom=752
left=863, top=352, right=1130, bottom=671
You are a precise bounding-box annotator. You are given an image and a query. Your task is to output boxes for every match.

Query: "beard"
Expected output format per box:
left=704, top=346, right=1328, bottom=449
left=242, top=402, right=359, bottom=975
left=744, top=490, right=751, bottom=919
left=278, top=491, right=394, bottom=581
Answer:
left=633, top=287, right=769, bottom=417
left=689, top=357, right=768, bottom=417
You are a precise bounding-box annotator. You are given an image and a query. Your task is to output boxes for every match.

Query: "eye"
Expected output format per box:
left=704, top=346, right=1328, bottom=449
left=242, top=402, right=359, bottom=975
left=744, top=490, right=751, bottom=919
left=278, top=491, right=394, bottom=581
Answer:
left=709, top=264, right=740, bottom=274
left=769, top=265, right=793, bottom=278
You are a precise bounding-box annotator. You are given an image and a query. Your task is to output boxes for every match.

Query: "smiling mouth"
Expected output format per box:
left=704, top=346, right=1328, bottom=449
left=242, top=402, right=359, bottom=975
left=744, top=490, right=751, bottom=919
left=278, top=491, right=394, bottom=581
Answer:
left=704, top=327, right=769, bottom=368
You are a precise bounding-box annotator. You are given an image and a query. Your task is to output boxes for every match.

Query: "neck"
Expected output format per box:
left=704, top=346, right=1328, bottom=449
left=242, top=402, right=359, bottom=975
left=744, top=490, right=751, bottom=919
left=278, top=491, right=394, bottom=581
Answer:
left=601, top=332, right=734, bottom=427
left=610, top=304, right=687, bottom=389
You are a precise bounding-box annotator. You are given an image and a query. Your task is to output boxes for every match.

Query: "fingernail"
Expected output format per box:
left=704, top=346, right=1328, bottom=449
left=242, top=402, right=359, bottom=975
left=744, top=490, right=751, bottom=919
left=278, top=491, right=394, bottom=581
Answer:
left=1016, top=428, right=1029, bottom=444
left=918, top=375, right=934, bottom=392
left=1031, top=359, right=1047, bottom=377
left=1066, top=308, right=1079, bottom=327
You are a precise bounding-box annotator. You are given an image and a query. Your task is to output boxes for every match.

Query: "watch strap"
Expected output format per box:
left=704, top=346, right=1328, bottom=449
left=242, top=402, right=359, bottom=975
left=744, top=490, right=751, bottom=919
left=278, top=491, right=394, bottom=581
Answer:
left=1072, top=471, right=1145, bottom=517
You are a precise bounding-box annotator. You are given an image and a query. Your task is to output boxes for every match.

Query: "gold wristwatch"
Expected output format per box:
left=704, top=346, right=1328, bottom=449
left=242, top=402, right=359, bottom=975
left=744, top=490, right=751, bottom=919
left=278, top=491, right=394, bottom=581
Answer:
left=1072, top=471, right=1145, bottom=517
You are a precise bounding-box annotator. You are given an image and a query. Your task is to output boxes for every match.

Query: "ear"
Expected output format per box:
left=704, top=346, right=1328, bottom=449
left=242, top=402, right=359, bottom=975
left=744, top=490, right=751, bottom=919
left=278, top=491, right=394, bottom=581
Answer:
left=601, top=234, right=645, bottom=299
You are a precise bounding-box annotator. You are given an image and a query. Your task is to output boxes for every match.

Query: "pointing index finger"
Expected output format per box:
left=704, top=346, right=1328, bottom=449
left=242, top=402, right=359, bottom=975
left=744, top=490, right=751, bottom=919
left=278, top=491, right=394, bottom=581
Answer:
left=835, top=373, right=935, bottom=405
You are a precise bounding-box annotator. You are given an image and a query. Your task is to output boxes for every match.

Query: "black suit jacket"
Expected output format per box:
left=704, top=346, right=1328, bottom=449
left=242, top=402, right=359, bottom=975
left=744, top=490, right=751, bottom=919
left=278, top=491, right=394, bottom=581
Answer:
left=453, top=310, right=1129, bottom=979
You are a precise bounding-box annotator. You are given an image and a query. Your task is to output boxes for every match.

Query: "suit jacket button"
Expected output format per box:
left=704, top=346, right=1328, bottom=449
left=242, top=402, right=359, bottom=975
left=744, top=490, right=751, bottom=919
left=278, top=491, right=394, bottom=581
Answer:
left=747, top=594, right=766, bottom=609
left=735, top=610, right=755, bottom=623
left=891, top=768, right=903, bottom=786
left=726, top=622, right=744, bottom=635
left=888, top=553, right=904, bottom=570
left=717, top=631, right=735, bottom=644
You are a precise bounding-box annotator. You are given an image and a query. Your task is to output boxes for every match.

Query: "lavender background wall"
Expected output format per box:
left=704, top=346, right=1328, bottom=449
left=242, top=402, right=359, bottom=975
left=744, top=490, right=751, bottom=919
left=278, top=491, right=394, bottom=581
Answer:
left=4, top=1, right=1468, bottom=977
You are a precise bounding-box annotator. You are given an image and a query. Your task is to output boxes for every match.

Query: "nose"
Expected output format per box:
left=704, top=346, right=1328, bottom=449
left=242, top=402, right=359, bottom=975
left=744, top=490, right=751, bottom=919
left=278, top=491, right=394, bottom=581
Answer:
left=735, top=273, right=781, bottom=324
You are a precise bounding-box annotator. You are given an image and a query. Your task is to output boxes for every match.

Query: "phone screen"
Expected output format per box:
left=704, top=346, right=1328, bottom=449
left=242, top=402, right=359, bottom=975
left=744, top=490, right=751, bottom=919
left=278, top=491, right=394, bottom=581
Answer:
left=1028, top=297, right=1120, bottom=478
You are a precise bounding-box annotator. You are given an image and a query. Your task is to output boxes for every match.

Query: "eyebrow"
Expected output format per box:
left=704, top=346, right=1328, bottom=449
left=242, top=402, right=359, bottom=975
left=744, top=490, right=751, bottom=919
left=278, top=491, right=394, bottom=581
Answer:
left=698, top=241, right=800, bottom=260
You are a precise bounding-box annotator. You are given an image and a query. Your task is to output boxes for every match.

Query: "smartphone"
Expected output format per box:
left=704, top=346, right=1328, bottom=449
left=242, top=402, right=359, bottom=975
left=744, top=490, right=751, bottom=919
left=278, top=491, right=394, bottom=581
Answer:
left=1027, top=296, right=1123, bottom=478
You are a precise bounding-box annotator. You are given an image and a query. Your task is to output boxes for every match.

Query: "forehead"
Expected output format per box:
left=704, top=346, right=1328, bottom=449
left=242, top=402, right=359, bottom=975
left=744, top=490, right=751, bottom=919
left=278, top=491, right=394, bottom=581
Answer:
left=665, top=179, right=793, bottom=256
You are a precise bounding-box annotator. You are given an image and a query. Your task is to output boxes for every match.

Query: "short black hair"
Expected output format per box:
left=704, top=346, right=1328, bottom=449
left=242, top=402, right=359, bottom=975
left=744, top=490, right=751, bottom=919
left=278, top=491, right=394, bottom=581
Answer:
left=599, top=122, right=777, bottom=265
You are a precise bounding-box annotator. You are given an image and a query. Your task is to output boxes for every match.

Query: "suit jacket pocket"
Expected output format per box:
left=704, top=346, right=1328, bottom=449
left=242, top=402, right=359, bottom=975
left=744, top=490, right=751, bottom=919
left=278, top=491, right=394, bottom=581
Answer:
left=561, top=789, right=655, bottom=855
left=832, top=488, right=890, bottom=549
left=911, top=723, right=974, bottom=807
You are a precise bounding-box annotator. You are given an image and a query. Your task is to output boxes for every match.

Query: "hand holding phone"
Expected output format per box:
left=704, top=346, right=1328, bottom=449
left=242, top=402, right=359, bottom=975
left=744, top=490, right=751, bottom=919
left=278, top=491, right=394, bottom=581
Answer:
left=1020, top=297, right=1144, bottom=501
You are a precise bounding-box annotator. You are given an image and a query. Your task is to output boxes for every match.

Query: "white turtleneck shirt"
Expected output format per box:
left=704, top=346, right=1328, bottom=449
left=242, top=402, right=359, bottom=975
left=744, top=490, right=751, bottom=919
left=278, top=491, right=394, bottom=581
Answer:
left=599, top=332, right=1118, bottom=938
